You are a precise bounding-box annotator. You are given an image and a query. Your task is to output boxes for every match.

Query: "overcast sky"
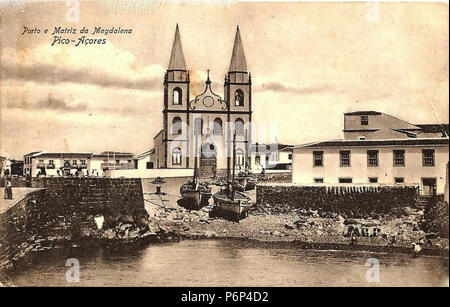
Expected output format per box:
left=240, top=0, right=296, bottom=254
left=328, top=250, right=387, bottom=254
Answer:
left=0, top=1, right=448, bottom=159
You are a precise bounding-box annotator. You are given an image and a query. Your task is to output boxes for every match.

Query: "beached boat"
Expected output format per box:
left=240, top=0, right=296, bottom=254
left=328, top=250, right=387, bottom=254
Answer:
left=210, top=132, right=252, bottom=221
left=210, top=188, right=251, bottom=220
left=179, top=180, right=212, bottom=210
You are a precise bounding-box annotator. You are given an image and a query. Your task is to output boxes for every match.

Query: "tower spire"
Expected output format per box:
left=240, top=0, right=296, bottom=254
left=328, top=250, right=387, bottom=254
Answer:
left=168, top=24, right=187, bottom=70
left=228, top=25, right=247, bottom=72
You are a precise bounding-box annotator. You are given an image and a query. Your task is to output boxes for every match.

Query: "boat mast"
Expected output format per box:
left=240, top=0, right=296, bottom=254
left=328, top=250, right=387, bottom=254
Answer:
left=226, top=128, right=230, bottom=191
left=231, top=131, right=236, bottom=201
left=193, top=134, right=198, bottom=181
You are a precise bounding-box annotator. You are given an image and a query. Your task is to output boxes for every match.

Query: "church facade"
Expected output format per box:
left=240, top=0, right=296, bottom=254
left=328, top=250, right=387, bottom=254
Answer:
left=152, top=25, right=253, bottom=176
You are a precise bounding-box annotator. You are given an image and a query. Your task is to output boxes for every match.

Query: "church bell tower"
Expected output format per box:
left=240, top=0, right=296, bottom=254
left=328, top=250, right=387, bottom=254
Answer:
left=163, top=24, right=190, bottom=168
left=224, top=25, right=252, bottom=168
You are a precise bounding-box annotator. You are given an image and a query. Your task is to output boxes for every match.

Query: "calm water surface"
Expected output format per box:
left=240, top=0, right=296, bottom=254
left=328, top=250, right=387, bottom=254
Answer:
left=9, top=240, right=449, bottom=287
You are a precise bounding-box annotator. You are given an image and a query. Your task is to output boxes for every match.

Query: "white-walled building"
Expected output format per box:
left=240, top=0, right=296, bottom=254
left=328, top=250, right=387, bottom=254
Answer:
left=250, top=143, right=293, bottom=171
left=293, top=138, right=449, bottom=194
left=23, top=151, right=134, bottom=177
left=133, top=149, right=156, bottom=170
left=293, top=112, right=449, bottom=195
left=1, top=156, right=11, bottom=177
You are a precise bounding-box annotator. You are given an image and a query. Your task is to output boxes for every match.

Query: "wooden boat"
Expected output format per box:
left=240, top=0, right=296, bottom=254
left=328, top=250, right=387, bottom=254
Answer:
left=210, top=132, right=252, bottom=221
left=179, top=180, right=212, bottom=210
left=210, top=188, right=251, bottom=221
left=178, top=135, right=212, bottom=210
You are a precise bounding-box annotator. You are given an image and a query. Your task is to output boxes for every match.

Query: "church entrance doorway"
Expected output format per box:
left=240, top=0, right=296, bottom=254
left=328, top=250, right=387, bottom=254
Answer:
left=199, top=142, right=217, bottom=178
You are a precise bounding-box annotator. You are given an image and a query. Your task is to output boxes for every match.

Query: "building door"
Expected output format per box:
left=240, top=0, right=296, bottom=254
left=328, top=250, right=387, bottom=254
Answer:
left=422, top=178, right=437, bottom=196
left=199, top=143, right=217, bottom=178
left=63, top=161, right=71, bottom=177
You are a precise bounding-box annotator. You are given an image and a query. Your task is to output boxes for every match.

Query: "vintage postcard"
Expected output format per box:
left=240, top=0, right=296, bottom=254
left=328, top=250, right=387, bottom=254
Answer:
left=0, top=0, right=448, bottom=291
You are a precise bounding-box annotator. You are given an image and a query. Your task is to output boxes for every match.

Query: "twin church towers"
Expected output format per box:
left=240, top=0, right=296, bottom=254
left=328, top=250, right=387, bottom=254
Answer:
left=152, top=25, right=253, bottom=175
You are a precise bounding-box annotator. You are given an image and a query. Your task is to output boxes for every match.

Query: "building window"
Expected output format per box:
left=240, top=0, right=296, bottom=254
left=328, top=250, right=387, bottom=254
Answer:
left=235, top=89, right=244, bottom=106
left=194, top=118, right=203, bottom=135
left=172, top=117, right=182, bottom=135
left=80, top=160, right=86, bottom=166
left=146, top=162, right=153, bottom=169
left=367, top=150, right=379, bottom=167
left=288, top=154, right=293, bottom=160
left=339, top=178, right=353, bottom=184
left=361, top=115, right=369, bottom=125
left=314, top=178, right=324, bottom=183
left=422, top=149, right=435, bottom=166
left=393, top=150, right=405, bottom=166
left=369, top=177, right=378, bottom=183
left=340, top=151, right=351, bottom=167
left=173, top=87, right=182, bottom=105
left=313, top=151, right=323, bottom=167
left=48, top=160, right=54, bottom=166
left=235, top=118, right=245, bottom=136
left=236, top=149, right=244, bottom=167
left=72, top=160, right=77, bottom=165
left=395, top=177, right=404, bottom=184
left=172, top=147, right=182, bottom=165
left=213, top=118, right=223, bottom=135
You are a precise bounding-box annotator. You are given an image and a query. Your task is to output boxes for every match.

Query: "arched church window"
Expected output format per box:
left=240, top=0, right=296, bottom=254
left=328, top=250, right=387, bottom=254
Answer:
left=213, top=118, right=223, bottom=135
left=173, top=87, right=182, bottom=105
left=235, top=118, right=245, bottom=136
left=235, top=89, right=244, bottom=107
left=194, top=118, right=203, bottom=135
left=236, top=149, right=244, bottom=167
left=172, top=117, right=182, bottom=135
left=172, top=147, right=182, bottom=165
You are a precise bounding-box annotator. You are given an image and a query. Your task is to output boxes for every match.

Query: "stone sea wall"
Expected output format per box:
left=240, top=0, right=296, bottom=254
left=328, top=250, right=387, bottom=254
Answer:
left=256, top=184, right=419, bottom=218
left=0, top=178, right=149, bottom=272
left=0, top=189, right=49, bottom=271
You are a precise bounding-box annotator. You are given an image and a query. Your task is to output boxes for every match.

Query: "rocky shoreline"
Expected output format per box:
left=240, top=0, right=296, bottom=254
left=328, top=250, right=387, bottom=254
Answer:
left=138, top=178, right=450, bottom=257
left=148, top=205, right=449, bottom=256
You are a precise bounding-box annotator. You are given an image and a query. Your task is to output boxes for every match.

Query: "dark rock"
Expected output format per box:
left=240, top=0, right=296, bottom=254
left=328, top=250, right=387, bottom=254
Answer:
left=284, top=223, right=294, bottom=230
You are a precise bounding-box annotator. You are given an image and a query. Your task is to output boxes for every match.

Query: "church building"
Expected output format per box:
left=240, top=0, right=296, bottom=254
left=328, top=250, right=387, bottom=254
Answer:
left=151, top=25, right=253, bottom=177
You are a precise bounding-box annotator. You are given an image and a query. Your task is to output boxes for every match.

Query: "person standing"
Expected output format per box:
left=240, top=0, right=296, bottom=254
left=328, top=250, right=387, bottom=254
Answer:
left=5, top=179, right=12, bottom=200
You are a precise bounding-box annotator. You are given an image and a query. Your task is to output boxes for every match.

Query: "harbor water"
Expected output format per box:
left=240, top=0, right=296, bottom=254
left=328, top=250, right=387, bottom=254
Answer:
left=7, top=239, right=449, bottom=287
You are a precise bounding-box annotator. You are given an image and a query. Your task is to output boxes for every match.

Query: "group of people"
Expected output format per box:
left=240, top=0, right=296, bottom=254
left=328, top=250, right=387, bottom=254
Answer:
left=35, top=169, right=99, bottom=177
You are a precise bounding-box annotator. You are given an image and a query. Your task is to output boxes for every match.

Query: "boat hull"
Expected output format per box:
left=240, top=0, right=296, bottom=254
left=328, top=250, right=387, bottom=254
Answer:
left=179, top=188, right=211, bottom=210
left=210, top=190, right=252, bottom=221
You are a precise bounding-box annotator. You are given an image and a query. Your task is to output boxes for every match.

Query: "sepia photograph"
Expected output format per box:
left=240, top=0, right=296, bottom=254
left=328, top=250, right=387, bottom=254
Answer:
left=0, top=0, right=448, bottom=292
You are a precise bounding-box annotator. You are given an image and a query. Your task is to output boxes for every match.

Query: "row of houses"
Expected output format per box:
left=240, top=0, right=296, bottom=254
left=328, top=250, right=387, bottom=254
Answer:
left=15, top=111, right=448, bottom=197
left=15, top=144, right=292, bottom=178
left=22, top=151, right=134, bottom=177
